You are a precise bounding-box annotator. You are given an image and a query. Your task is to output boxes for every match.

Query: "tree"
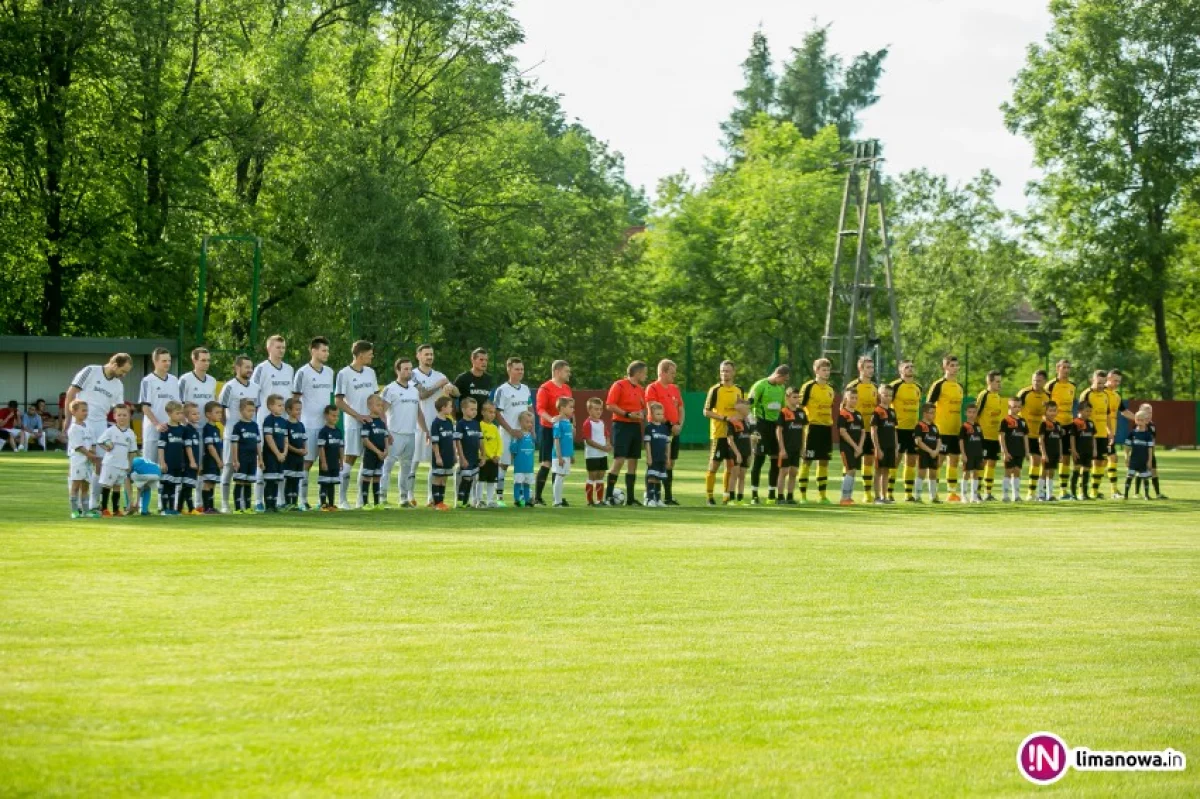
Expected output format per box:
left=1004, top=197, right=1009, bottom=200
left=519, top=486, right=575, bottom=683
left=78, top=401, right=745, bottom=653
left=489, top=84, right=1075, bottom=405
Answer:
left=776, top=22, right=887, bottom=141
left=720, top=29, right=776, bottom=156
left=1004, top=0, right=1200, bottom=398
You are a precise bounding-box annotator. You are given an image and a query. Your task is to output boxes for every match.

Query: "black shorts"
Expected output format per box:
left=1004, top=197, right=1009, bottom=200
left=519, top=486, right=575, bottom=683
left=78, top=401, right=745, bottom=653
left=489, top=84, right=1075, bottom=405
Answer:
left=710, top=438, right=734, bottom=463
left=1043, top=458, right=1060, bottom=472
left=479, top=460, right=499, bottom=482
left=1028, top=437, right=1042, bottom=457
left=897, top=428, right=917, bottom=456
left=842, top=450, right=863, bottom=472
left=585, top=456, right=609, bottom=473
left=804, top=425, right=833, bottom=461
left=982, top=439, right=1001, bottom=461
left=670, top=435, right=680, bottom=460
left=1074, top=455, right=1092, bottom=468
left=939, top=434, right=958, bottom=455
left=1094, top=439, right=1111, bottom=459
left=538, top=426, right=555, bottom=462
left=612, top=421, right=642, bottom=460
left=1004, top=455, right=1025, bottom=471
left=756, top=419, right=779, bottom=456
left=964, top=455, right=985, bottom=473
left=861, top=433, right=874, bottom=456
left=779, top=448, right=802, bottom=469
left=875, top=449, right=897, bottom=470
left=918, top=452, right=939, bottom=471
left=735, top=439, right=752, bottom=464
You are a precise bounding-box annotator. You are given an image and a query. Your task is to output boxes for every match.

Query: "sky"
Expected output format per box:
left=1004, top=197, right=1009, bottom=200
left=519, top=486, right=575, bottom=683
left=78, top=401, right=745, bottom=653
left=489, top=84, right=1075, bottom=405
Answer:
left=510, top=0, right=1053, bottom=211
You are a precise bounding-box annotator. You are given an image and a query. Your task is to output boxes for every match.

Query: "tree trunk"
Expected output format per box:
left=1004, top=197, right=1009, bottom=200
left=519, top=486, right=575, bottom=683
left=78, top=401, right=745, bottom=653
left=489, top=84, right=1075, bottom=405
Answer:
left=1147, top=206, right=1174, bottom=399
left=1151, top=285, right=1174, bottom=399
left=38, top=4, right=73, bottom=335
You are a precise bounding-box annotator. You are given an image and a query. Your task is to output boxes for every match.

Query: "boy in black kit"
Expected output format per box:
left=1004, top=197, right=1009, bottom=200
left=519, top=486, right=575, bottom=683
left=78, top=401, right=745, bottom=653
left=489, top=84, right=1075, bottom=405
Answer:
left=643, top=402, right=673, bottom=507
left=284, top=398, right=307, bottom=510
left=200, top=401, right=224, bottom=514
left=180, top=402, right=202, bottom=513
left=1123, top=408, right=1155, bottom=500
left=261, top=394, right=289, bottom=512
left=958, top=404, right=985, bottom=503
left=1037, top=401, right=1063, bottom=501
left=360, top=395, right=391, bottom=509
left=455, top=397, right=483, bottom=508
left=229, top=398, right=261, bottom=513
left=775, top=387, right=807, bottom=505
left=914, top=403, right=942, bottom=503
left=317, top=405, right=344, bottom=511
left=870, top=385, right=898, bottom=505
left=1068, top=403, right=1096, bottom=500
left=429, top=396, right=457, bottom=510
left=159, top=400, right=185, bottom=515
left=999, top=397, right=1029, bottom=502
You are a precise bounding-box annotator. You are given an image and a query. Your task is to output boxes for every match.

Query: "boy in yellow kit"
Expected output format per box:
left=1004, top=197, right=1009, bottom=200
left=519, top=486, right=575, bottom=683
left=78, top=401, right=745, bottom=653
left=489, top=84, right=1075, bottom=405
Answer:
left=479, top=400, right=503, bottom=507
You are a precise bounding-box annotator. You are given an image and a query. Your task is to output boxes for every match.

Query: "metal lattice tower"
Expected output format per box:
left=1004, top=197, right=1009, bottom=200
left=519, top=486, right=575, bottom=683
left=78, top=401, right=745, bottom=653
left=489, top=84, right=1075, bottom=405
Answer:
left=820, top=140, right=902, bottom=385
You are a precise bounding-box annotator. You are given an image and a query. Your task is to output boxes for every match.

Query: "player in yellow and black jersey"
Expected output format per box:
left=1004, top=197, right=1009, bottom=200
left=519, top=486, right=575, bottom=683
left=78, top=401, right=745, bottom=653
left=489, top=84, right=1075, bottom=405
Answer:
left=973, top=370, right=1005, bottom=501
left=1104, top=369, right=1136, bottom=497
left=798, top=359, right=837, bottom=503
left=926, top=354, right=965, bottom=502
left=1016, top=370, right=1050, bottom=500
left=844, top=355, right=879, bottom=501
left=887, top=360, right=923, bottom=501
left=1045, top=359, right=1076, bottom=497
left=702, top=360, right=745, bottom=505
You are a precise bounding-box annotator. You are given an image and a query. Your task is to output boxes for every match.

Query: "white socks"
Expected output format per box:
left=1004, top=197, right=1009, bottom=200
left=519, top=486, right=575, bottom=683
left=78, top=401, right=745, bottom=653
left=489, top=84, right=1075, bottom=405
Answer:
left=339, top=462, right=352, bottom=505
left=552, top=474, right=565, bottom=504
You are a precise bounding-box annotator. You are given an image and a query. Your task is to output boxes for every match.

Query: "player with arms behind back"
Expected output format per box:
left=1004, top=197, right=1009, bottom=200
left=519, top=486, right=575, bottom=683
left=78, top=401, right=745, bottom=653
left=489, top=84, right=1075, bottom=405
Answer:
left=888, top=360, right=922, bottom=502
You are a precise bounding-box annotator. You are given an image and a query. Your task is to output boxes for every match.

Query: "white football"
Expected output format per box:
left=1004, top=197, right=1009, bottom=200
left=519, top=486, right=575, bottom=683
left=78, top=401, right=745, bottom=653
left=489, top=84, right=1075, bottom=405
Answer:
left=611, top=487, right=626, bottom=504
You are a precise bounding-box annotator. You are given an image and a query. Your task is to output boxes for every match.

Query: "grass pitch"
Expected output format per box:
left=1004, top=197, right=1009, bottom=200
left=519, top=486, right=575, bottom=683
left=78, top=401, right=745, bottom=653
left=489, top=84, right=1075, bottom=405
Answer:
left=2, top=450, right=1198, bottom=796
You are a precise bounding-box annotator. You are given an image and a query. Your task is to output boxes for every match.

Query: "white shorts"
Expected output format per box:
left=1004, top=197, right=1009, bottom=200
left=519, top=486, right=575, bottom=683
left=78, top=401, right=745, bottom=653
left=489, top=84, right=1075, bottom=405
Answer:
left=551, top=460, right=572, bottom=477
left=99, top=463, right=129, bottom=487
left=388, top=433, right=416, bottom=465
left=512, top=472, right=534, bottom=485
left=69, top=457, right=94, bottom=482
left=304, top=424, right=323, bottom=461
left=142, top=424, right=162, bottom=461
left=222, top=437, right=235, bottom=465
left=412, top=432, right=431, bottom=465
left=343, top=417, right=362, bottom=458
left=131, top=472, right=160, bottom=489
left=500, top=428, right=516, bottom=466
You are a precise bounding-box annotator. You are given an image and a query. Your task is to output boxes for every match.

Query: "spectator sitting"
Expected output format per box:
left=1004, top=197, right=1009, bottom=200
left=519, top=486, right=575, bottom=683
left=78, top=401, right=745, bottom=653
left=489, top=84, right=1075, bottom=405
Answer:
left=0, top=401, right=26, bottom=451
left=35, top=399, right=63, bottom=448
left=24, top=404, right=47, bottom=451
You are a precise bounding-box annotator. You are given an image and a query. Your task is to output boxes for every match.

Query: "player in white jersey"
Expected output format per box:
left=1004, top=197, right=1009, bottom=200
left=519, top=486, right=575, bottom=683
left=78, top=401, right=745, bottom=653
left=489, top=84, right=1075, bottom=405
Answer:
left=292, top=336, right=335, bottom=509
left=217, top=355, right=260, bottom=512
left=334, top=340, right=378, bottom=508
left=410, top=343, right=451, bottom=503
left=251, top=334, right=295, bottom=509
left=379, top=356, right=425, bottom=506
left=490, top=356, right=532, bottom=503
left=178, top=348, right=217, bottom=431
left=138, top=347, right=180, bottom=462
left=66, top=399, right=101, bottom=517
left=96, top=404, right=138, bottom=514
left=64, top=352, right=132, bottom=505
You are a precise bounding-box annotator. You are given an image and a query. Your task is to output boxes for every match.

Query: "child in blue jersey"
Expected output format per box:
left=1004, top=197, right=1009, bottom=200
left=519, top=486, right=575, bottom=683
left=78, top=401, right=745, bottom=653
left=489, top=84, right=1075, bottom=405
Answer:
left=360, top=394, right=391, bottom=509
left=643, top=401, right=673, bottom=507
left=159, top=400, right=186, bottom=515
left=509, top=411, right=538, bottom=507
left=551, top=397, right=575, bottom=507
left=454, top=397, right=483, bottom=507
left=316, top=405, right=343, bottom=511
left=261, top=394, right=289, bottom=512
left=130, top=457, right=162, bottom=516
left=229, top=398, right=261, bottom=513
left=1123, top=407, right=1154, bottom=500
left=284, top=398, right=307, bottom=510
left=429, top=396, right=457, bottom=510
left=179, top=402, right=202, bottom=513
left=200, top=401, right=224, bottom=514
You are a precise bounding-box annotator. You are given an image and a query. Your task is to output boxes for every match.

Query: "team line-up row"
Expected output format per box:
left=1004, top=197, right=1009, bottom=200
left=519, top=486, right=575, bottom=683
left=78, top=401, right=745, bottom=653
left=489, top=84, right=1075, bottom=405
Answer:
left=59, top=339, right=1166, bottom=517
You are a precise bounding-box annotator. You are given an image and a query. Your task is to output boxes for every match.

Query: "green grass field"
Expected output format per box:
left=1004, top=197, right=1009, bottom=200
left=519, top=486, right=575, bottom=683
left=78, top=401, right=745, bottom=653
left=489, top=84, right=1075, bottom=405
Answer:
left=2, top=450, right=1198, bottom=796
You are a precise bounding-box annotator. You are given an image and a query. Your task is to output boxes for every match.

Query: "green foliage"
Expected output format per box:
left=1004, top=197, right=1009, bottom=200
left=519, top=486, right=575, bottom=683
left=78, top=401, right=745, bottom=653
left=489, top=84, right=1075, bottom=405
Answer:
left=776, top=23, right=888, bottom=141
left=1004, top=0, right=1200, bottom=398
left=720, top=29, right=776, bottom=157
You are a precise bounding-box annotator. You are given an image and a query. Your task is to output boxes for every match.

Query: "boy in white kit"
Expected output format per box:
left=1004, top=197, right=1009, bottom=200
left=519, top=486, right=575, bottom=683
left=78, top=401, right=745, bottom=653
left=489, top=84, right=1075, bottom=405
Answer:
left=379, top=356, right=424, bottom=507
left=65, top=353, right=132, bottom=506
left=67, top=400, right=103, bottom=518
left=410, top=344, right=451, bottom=504
left=218, top=355, right=260, bottom=512
left=97, top=404, right=138, bottom=516
left=252, top=334, right=295, bottom=509
left=292, top=336, right=335, bottom=509
left=490, top=356, right=532, bottom=506
left=334, top=340, right=378, bottom=509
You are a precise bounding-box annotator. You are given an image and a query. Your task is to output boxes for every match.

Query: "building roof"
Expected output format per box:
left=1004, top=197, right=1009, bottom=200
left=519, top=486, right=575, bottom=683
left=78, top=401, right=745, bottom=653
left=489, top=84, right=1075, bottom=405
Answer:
left=0, top=336, right=177, bottom=356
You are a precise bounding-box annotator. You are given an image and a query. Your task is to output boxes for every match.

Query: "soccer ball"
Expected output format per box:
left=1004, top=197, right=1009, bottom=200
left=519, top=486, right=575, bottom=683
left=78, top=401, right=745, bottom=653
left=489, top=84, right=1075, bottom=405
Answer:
left=611, top=487, right=626, bottom=505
